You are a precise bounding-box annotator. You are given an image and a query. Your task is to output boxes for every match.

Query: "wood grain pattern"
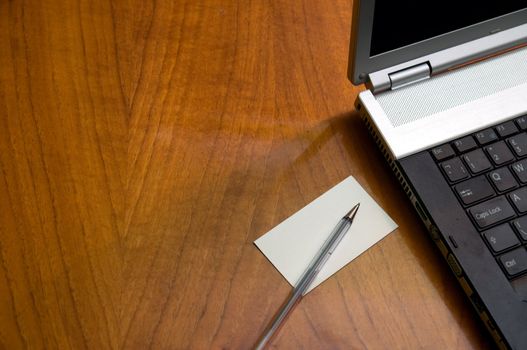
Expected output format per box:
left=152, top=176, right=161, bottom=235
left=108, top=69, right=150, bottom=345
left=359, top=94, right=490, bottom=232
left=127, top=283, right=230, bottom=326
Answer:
left=0, top=0, right=494, bottom=348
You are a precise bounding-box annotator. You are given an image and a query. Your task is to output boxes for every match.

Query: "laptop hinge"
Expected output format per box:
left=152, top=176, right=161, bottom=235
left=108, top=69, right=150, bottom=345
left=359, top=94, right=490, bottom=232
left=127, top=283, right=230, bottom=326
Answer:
left=388, top=62, right=431, bottom=90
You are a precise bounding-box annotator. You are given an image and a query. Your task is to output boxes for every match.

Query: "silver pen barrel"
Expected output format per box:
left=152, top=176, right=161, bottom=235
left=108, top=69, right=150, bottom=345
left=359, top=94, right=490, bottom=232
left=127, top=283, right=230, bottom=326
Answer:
left=254, top=203, right=360, bottom=350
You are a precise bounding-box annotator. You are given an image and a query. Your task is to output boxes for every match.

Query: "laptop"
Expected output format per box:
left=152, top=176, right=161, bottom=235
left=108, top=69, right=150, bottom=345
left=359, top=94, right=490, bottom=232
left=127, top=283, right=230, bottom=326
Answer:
left=348, top=2, right=527, bottom=349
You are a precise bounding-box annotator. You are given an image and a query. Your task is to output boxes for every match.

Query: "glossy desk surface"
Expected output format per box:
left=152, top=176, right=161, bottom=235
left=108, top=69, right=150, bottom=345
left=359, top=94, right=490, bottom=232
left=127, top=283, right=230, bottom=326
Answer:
left=0, top=0, right=494, bottom=348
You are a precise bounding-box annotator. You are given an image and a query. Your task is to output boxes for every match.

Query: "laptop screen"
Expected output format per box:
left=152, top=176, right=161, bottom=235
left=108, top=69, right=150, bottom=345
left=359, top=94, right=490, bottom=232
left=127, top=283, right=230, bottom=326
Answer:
left=370, top=2, right=527, bottom=57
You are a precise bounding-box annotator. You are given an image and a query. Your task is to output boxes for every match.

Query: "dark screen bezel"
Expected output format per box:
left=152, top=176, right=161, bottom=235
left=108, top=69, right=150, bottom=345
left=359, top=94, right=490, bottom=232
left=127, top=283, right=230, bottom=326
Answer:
left=349, top=1, right=527, bottom=85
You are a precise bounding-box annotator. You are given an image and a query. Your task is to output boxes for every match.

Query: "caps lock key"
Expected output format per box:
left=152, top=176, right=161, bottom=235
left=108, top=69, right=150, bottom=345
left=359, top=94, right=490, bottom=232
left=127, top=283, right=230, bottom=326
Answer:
left=469, top=196, right=515, bottom=229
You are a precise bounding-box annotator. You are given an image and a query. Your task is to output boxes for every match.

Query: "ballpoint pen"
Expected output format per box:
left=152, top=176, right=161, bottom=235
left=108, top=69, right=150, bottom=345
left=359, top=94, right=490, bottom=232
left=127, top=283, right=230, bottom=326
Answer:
left=255, top=203, right=360, bottom=350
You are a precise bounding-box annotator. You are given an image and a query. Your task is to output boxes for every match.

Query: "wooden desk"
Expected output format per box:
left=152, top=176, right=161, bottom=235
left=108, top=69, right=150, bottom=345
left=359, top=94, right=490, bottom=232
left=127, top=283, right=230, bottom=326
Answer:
left=0, top=0, right=494, bottom=348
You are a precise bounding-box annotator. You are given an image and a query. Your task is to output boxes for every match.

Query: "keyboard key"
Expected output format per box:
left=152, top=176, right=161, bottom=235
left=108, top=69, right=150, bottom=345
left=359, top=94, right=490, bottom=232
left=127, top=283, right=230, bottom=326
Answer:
left=483, top=224, right=520, bottom=253
left=496, top=121, right=518, bottom=138
left=468, top=196, right=515, bottom=229
left=441, top=157, right=469, bottom=182
left=508, top=187, right=527, bottom=213
left=511, top=159, right=527, bottom=183
left=499, top=247, right=527, bottom=277
left=512, top=217, right=527, bottom=240
left=463, top=149, right=492, bottom=174
left=485, top=141, right=514, bottom=165
left=507, top=133, right=527, bottom=157
left=475, top=128, right=498, bottom=145
left=454, top=176, right=494, bottom=205
left=488, top=167, right=518, bottom=192
left=516, top=116, right=527, bottom=130
left=431, top=144, right=455, bottom=161
left=453, top=136, right=477, bottom=153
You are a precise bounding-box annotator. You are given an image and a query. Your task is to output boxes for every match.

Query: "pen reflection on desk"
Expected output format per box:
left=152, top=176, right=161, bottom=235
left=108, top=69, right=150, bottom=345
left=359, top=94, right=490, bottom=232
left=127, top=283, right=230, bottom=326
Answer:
left=255, top=203, right=360, bottom=350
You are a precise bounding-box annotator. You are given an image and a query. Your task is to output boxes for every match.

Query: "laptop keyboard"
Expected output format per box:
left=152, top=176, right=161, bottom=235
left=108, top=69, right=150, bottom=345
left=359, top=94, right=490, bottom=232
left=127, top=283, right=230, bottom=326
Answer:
left=430, top=116, right=527, bottom=280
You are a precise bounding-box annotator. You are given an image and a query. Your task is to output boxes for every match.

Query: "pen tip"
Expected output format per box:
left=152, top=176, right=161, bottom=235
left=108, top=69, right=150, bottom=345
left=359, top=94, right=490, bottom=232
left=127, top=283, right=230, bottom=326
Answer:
left=345, top=203, right=360, bottom=220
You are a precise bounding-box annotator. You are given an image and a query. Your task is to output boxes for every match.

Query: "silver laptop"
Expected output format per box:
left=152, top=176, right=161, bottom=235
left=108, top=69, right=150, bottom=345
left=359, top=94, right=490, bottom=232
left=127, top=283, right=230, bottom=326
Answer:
left=348, top=2, right=527, bottom=349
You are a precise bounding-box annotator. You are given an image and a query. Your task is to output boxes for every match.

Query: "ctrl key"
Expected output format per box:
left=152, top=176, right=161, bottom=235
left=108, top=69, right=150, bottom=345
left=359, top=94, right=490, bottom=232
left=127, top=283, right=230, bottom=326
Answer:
left=499, top=247, right=527, bottom=277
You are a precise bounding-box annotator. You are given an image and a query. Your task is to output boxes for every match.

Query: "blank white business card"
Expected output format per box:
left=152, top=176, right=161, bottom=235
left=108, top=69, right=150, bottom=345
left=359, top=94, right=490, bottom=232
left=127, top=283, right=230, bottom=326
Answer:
left=254, top=176, right=398, bottom=294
